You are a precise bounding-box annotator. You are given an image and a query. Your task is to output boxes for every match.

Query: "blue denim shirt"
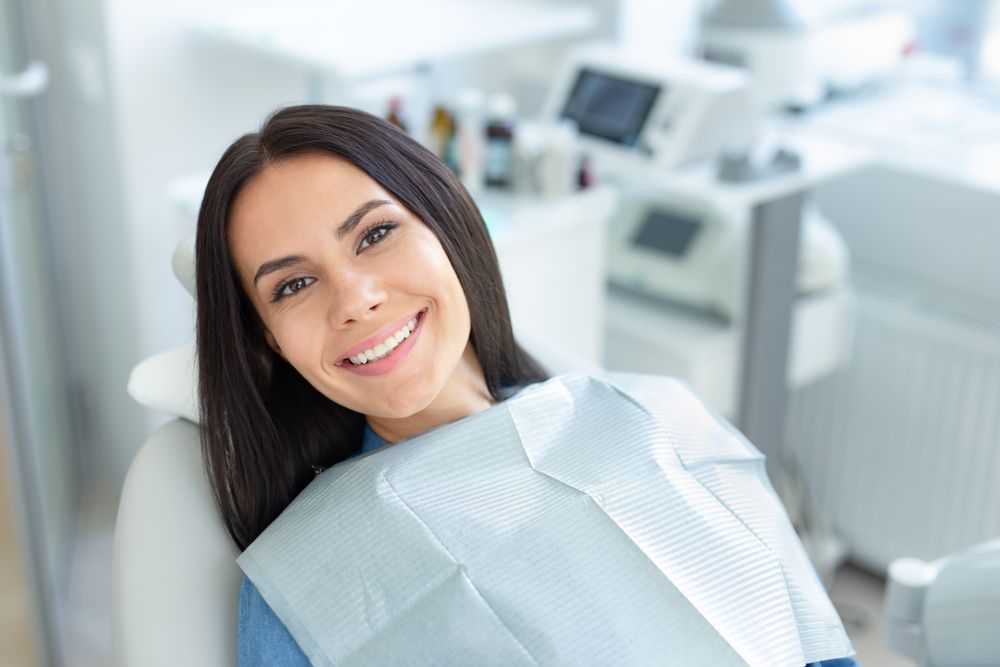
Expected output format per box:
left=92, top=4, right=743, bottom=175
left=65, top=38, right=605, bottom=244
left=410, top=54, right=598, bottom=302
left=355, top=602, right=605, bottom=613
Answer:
left=237, top=426, right=860, bottom=666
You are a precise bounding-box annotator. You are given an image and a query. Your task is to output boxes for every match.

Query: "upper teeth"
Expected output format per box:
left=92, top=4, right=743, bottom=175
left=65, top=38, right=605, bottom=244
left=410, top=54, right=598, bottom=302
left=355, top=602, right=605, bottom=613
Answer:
left=348, top=317, right=418, bottom=365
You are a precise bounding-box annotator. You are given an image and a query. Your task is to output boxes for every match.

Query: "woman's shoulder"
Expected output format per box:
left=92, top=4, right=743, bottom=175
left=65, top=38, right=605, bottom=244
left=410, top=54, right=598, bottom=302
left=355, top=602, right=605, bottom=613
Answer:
left=238, top=576, right=310, bottom=665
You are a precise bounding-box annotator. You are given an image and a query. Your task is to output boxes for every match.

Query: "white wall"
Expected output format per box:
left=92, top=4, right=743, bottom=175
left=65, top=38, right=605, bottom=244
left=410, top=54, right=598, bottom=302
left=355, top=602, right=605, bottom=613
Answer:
left=102, top=1, right=308, bottom=347
left=30, top=0, right=321, bottom=486
left=618, top=0, right=703, bottom=58
left=96, top=0, right=312, bottom=477
left=31, top=0, right=144, bottom=490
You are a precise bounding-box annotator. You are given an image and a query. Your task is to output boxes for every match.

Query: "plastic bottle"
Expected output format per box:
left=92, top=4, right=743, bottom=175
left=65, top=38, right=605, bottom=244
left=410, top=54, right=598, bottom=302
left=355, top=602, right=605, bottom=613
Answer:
left=455, top=88, right=485, bottom=192
left=541, top=119, right=579, bottom=198
left=483, top=93, right=517, bottom=189
left=513, top=121, right=545, bottom=194
left=577, top=154, right=594, bottom=190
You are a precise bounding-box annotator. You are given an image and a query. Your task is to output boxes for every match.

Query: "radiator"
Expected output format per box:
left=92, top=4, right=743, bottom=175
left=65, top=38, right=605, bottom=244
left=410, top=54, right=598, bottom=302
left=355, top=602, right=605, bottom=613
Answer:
left=785, top=272, right=1000, bottom=573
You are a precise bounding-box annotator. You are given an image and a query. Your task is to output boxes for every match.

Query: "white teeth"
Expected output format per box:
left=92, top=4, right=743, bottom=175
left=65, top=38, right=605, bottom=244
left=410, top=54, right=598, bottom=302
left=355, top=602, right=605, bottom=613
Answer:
left=346, top=313, right=422, bottom=365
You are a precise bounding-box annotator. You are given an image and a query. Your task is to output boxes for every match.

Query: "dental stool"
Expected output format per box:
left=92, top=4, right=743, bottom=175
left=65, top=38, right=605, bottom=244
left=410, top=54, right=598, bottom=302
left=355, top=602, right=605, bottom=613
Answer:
left=884, top=539, right=1000, bottom=667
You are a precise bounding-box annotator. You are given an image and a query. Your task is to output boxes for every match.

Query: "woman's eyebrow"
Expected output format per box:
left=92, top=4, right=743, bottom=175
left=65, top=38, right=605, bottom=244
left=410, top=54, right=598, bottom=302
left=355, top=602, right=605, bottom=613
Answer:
left=253, top=255, right=305, bottom=288
left=335, top=199, right=390, bottom=240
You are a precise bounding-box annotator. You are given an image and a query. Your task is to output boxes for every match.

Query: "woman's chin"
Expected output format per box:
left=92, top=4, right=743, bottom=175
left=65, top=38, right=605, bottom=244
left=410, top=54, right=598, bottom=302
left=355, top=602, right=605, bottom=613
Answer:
left=368, top=387, right=438, bottom=421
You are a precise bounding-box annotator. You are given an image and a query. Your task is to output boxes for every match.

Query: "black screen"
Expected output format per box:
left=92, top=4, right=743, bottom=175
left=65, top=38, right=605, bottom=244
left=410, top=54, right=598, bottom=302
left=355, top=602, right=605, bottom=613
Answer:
left=561, top=68, right=661, bottom=147
left=632, top=209, right=701, bottom=257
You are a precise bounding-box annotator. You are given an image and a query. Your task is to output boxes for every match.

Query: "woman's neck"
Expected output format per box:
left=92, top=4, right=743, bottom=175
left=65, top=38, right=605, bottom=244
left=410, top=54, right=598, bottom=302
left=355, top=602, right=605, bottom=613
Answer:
left=366, top=343, right=495, bottom=443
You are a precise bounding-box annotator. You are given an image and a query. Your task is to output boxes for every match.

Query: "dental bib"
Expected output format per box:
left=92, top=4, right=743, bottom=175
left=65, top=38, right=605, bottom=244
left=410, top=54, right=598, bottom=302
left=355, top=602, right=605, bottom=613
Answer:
left=238, top=373, right=853, bottom=666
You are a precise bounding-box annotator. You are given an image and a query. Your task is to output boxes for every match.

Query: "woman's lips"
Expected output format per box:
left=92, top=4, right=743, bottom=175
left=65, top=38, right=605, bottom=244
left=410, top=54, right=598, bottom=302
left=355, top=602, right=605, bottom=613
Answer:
left=336, top=309, right=426, bottom=377
left=336, top=308, right=425, bottom=364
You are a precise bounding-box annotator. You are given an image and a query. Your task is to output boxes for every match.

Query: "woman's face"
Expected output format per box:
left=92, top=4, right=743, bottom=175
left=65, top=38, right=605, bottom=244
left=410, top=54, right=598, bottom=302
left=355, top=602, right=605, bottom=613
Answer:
left=228, top=153, right=474, bottom=420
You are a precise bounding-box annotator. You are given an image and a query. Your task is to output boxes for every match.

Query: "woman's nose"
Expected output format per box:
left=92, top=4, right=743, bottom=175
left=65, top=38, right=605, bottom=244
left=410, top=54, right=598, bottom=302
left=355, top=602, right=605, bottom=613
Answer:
left=327, top=270, right=387, bottom=327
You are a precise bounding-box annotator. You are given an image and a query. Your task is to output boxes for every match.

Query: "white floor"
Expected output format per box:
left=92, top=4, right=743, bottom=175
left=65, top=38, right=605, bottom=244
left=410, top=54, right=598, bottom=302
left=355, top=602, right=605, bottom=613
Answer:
left=829, top=565, right=917, bottom=667
left=5, top=483, right=922, bottom=667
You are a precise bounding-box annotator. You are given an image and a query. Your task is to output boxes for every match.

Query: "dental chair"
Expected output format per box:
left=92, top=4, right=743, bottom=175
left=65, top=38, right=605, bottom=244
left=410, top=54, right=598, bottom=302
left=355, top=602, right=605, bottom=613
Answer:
left=884, top=540, right=1000, bottom=667
left=111, top=241, right=599, bottom=666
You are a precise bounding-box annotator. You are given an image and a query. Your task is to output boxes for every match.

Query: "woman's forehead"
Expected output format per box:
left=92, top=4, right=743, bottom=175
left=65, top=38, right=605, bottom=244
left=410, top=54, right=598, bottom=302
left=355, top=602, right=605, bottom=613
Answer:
left=229, top=155, right=400, bottom=247
left=238, top=154, right=388, bottom=216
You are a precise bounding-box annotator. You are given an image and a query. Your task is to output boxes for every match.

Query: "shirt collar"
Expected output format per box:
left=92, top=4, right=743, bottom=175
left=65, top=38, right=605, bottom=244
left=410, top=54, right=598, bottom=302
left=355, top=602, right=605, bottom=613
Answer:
left=360, top=423, right=389, bottom=455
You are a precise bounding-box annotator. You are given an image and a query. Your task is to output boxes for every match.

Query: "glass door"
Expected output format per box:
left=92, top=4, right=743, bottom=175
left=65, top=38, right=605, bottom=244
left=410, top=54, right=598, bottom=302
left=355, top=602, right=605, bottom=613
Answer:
left=1, top=0, right=81, bottom=664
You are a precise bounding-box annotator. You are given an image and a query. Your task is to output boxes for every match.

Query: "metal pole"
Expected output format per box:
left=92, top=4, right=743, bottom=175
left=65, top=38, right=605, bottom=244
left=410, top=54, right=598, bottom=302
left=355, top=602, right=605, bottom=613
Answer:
left=737, top=190, right=806, bottom=488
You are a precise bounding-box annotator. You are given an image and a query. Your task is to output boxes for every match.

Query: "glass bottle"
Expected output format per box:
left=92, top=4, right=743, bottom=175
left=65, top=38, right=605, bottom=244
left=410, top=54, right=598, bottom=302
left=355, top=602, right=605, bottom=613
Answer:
left=386, top=96, right=408, bottom=133
left=484, top=93, right=517, bottom=189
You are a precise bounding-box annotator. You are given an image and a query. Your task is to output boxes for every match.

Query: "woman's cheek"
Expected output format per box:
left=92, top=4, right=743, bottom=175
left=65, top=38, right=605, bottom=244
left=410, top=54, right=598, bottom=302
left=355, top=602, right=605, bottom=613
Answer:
left=408, top=234, right=452, bottom=273
left=272, top=321, right=316, bottom=366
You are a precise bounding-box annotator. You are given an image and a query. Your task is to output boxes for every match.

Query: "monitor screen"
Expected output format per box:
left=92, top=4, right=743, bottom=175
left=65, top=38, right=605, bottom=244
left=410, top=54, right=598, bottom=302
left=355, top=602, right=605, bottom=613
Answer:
left=632, top=208, right=701, bottom=257
left=560, top=68, right=661, bottom=147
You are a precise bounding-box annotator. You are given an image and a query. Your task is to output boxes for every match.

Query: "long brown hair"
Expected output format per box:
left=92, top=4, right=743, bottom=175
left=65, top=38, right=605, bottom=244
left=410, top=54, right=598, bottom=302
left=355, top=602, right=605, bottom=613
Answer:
left=196, top=105, right=547, bottom=550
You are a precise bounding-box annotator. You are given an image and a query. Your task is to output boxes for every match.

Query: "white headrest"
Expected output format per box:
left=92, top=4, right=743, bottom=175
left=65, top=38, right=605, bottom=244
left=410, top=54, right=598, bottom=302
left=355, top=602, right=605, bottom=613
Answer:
left=173, top=236, right=196, bottom=299
left=127, top=237, right=198, bottom=422
left=127, top=344, right=200, bottom=423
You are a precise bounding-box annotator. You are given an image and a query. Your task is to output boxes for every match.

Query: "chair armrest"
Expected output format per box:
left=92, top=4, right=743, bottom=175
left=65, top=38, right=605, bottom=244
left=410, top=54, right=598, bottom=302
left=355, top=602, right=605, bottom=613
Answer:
left=112, top=418, right=241, bottom=666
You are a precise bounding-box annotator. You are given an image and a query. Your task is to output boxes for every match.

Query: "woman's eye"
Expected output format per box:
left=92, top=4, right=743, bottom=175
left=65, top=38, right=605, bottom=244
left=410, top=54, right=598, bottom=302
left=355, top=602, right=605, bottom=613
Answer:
left=272, top=276, right=315, bottom=302
left=358, top=222, right=397, bottom=252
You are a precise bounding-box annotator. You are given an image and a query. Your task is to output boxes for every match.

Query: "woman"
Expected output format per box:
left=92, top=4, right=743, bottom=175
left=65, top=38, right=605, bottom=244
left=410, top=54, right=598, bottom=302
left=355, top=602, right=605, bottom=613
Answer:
left=197, top=105, right=858, bottom=666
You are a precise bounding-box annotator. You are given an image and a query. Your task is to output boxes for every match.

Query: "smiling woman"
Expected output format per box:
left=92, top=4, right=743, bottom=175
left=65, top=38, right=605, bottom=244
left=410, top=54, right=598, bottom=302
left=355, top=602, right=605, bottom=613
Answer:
left=195, top=105, right=547, bottom=555
left=196, top=106, right=552, bottom=665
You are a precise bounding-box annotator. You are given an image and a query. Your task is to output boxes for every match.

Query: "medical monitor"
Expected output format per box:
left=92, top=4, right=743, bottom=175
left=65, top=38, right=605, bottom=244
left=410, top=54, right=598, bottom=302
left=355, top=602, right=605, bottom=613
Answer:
left=632, top=208, right=701, bottom=258
left=544, top=44, right=757, bottom=170
left=560, top=68, right=661, bottom=147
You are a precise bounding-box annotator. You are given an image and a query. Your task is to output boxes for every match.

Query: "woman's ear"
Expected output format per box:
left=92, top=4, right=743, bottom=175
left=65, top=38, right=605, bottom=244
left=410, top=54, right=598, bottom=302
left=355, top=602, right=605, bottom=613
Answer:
left=264, top=329, right=284, bottom=357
